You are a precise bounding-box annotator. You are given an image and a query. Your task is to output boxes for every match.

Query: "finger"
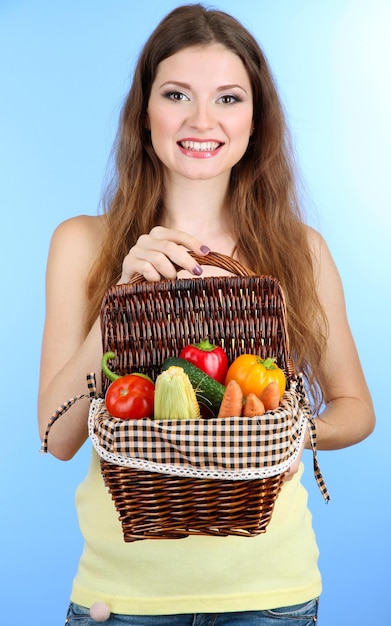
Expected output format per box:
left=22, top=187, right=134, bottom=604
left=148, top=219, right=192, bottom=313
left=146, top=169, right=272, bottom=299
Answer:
left=120, top=249, right=177, bottom=282
left=149, top=226, right=210, bottom=257
left=282, top=469, right=295, bottom=482
left=120, top=244, right=202, bottom=283
left=149, top=242, right=205, bottom=277
left=282, top=457, right=301, bottom=482
left=136, top=232, right=209, bottom=277
left=119, top=228, right=211, bottom=283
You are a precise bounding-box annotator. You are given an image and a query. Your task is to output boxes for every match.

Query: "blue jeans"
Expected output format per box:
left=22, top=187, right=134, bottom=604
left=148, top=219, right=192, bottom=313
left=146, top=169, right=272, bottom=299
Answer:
left=65, top=599, right=319, bottom=625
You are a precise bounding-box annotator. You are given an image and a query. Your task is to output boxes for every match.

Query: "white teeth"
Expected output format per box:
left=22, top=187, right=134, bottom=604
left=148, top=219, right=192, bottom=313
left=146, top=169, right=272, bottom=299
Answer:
left=180, top=140, right=220, bottom=151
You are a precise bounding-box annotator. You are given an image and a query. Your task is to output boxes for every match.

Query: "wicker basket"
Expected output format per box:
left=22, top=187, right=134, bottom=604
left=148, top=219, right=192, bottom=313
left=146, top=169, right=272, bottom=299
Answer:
left=100, top=463, right=283, bottom=540
left=97, top=252, right=302, bottom=542
left=42, top=252, right=329, bottom=542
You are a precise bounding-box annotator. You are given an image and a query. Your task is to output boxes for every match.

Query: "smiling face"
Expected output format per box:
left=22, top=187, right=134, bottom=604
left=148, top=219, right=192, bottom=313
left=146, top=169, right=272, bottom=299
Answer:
left=146, top=44, right=253, bottom=185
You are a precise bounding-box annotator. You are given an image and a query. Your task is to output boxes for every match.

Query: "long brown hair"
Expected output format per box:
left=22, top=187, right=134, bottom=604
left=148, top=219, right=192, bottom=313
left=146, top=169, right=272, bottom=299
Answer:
left=86, top=4, right=328, bottom=409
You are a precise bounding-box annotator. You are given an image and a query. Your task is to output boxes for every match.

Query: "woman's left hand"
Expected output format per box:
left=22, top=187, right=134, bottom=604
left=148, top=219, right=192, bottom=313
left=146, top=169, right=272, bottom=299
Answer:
left=283, top=433, right=307, bottom=482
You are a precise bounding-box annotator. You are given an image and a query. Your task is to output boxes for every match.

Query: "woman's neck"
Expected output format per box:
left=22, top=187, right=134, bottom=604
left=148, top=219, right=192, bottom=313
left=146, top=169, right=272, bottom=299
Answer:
left=161, top=174, right=232, bottom=244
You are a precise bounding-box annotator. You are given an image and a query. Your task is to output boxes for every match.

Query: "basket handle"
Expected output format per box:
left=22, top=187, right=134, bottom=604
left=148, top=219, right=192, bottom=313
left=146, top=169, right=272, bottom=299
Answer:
left=127, top=251, right=256, bottom=285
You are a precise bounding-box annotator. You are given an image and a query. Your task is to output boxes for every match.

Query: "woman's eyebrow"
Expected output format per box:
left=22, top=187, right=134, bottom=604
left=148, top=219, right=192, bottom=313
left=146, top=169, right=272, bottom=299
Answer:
left=159, top=80, right=248, bottom=94
left=159, top=80, right=191, bottom=89
left=217, top=84, right=249, bottom=94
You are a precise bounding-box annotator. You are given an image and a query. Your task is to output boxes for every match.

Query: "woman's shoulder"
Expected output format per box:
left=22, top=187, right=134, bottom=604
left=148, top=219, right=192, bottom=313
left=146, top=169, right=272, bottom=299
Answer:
left=50, top=213, right=105, bottom=258
left=47, top=214, right=106, bottom=280
left=304, top=225, right=345, bottom=296
left=51, top=214, right=105, bottom=244
left=303, top=225, right=329, bottom=269
left=303, top=224, right=324, bottom=249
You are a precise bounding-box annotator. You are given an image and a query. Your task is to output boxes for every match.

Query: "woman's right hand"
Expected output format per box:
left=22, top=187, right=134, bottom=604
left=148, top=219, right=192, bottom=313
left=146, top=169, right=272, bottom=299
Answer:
left=118, top=226, right=210, bottom=283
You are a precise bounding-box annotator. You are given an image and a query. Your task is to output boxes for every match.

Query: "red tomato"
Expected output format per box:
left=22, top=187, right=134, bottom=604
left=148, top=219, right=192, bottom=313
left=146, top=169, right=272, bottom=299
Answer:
left=105, top=374, right=155, bottom=420
left=179, top=337, right=228, bottom=384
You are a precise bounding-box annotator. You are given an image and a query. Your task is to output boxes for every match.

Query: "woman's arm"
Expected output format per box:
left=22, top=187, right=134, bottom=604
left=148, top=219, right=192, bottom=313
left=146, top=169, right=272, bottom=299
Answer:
left=38, top=222, right=209, bottom=460
left=38, top=216, right=105, bottom=460
left=308, top=228, right=375, bottom=450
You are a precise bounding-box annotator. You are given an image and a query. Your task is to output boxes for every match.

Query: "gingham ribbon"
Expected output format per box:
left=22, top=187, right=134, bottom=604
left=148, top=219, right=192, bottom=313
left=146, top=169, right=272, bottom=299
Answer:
left=40, top=373, right=99, bottom=454
left=307, top=415, right=330, bottom=502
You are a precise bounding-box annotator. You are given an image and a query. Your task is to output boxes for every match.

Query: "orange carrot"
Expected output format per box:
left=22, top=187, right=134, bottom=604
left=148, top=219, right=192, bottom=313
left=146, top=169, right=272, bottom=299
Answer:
left=217, top=379, right=243, bottom=418
left=242, top=393, right=265, bottom=417
left=260, top=381, right=281, bottom=411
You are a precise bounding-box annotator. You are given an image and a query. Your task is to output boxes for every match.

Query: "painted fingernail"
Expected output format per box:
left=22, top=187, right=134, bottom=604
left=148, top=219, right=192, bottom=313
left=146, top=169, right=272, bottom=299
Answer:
left=192, top=264, right=203, bottom=276
left=199, top=245, right=210, bottom=254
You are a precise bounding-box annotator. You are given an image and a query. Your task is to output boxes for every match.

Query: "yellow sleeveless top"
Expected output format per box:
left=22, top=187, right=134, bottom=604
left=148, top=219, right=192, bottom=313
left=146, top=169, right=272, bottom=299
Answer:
left=71, top=449, right=321, bottom=614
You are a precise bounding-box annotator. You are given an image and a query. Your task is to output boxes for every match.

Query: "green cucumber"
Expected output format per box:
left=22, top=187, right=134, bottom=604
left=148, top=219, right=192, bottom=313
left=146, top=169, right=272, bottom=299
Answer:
left=160, top=357, right=225, bottom=415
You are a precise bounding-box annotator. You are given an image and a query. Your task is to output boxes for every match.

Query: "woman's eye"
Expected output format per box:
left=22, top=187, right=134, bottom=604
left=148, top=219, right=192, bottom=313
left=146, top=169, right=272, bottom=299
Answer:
left=217, top=94, right=240, bottom=104
left=164, top=91, right=189, bottom=102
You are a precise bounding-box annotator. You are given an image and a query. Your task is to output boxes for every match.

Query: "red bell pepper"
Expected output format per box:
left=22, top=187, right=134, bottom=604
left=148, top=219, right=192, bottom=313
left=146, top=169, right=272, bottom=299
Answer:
left=179, top=337, right=228, bottom=384
left=101, top=352, right=154, bottom=420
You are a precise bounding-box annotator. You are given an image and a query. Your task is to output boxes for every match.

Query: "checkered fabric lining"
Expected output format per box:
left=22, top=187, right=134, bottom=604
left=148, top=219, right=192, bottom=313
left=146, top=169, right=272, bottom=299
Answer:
left=88, top=375, right=318, bottom=483
left=41, top=372, right=329, bottom=501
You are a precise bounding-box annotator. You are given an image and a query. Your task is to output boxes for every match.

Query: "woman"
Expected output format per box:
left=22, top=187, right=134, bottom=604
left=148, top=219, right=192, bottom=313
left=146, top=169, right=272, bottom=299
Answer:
left=38, top=4, right=375, bottom=625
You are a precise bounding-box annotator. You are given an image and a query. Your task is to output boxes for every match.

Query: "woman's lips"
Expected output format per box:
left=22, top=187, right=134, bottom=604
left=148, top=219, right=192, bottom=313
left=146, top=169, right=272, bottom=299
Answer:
left=177, top=139, right=224, bottom=158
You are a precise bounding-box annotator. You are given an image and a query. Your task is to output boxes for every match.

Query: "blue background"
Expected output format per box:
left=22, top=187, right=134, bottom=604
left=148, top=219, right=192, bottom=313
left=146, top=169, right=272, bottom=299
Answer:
left=1, top=1, right=390, bottom=624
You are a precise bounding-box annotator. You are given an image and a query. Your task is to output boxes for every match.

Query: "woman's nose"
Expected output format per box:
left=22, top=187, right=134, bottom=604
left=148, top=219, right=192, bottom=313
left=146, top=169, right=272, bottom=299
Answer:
left=188, top=101, right=216, bottom=131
